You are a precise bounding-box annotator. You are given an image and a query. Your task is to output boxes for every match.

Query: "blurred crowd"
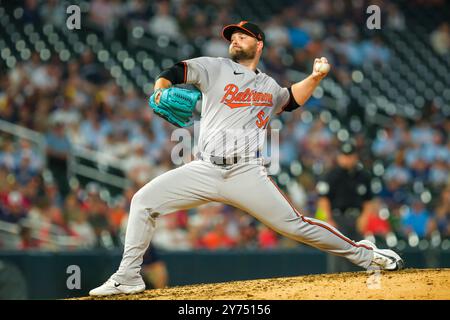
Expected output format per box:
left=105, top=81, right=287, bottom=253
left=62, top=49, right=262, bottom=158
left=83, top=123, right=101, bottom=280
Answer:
left=0, top=0, right=449, bottom=251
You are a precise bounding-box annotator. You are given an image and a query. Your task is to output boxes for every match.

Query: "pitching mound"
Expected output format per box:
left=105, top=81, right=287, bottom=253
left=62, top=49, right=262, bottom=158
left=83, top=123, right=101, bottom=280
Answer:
left=78, top=268, right=450, bottom=300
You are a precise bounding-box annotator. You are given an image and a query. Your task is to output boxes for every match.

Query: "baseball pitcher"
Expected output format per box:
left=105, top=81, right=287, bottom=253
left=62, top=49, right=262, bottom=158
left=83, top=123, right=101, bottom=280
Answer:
left=90, top=21, right=404, bottom=296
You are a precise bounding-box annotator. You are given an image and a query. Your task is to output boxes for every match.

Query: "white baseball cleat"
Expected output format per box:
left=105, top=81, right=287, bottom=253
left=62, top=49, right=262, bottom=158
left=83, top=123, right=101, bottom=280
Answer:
left=358, top=239, right=405, bottom=271
left=89, top=278, right=146, bottom=297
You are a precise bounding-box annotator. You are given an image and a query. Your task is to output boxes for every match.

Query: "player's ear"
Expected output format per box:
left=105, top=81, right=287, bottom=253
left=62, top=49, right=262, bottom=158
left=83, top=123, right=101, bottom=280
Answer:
left=257, top=41, right=264, bottom=52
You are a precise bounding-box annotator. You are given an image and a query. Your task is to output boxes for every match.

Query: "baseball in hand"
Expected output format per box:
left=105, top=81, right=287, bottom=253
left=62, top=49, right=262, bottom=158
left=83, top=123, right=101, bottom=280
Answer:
left=313, top=57, right=330, bottom=78
left=316, top=62, right=330, bottom=74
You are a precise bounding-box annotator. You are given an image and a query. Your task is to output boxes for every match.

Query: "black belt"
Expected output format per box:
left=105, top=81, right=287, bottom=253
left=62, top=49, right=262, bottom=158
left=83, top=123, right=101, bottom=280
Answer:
left=209, top=155, right=240, bottom=166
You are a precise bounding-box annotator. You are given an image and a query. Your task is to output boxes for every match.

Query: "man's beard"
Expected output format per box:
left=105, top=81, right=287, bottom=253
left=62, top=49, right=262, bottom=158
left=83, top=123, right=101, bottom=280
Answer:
left=229, top=45, right=257, bottom=62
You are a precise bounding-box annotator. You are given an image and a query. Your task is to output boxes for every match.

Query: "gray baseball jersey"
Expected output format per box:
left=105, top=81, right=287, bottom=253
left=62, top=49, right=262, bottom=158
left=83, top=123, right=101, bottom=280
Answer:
left=184, top=57, right=290, bottom=158
left=107, top=57, right=376, bottom=287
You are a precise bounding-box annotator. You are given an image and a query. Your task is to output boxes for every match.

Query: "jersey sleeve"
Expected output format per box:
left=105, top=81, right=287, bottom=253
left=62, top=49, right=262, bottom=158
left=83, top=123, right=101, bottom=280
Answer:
left=273, top=86, right=291, bottom=115
left=183, top=57, right=220, bottom=93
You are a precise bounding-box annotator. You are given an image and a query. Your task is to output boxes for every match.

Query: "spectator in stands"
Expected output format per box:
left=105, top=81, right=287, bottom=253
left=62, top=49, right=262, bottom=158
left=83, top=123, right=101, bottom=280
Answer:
left=357, top=198, right=391, bottom=237
left=151, top=211, right=192, bottom=250
left=386, top=3, right=406, bottom=31
left=258, top=225, right=279, bottom=248
left=45, top=121, right=71, bottom=196
left=89, top=0, right=122, bottom=37
left=200, top=222, right=237, bottom=250
left=430, top=22, right=450, bottom=56
left=264, top=17, right=291, bottom=47
left=401, top=199, right=434, bottom=239
left=202, top=34, right=229, bottom=58
left=1, top=0, right=449, bottom=253
left=79, top=50, right=107, bottom=84
left=384, top=151, right=412, bottom=186
left=372, top=127, right=397, bottom=159
left=148, top=1, right=181, bottom=41
left=237, top=215, right=258, bottom=249
left=123, top=142, right=155, bottom=186
left=39, top=0, right=66, bottom=28
left=0, top=138, right=16, bottom=171
left=63, top=194, right=96, bottom=249
left=82, top=183, right=114, bottom=248
left=0, top=191, right=28, bottom=224
left=287, top=20, right=311, bottom=50
left=433, top=187, right=450, bottom=238
left=22, top=0, right=40, bottom=24
left=79, top=110, right=106, bottom=150
left=126, top=0, right=152, bottom=22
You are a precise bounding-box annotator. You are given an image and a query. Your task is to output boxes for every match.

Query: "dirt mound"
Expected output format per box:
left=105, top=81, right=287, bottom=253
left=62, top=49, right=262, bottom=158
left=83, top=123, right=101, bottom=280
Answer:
left=77, top=268, right=450, bottom=300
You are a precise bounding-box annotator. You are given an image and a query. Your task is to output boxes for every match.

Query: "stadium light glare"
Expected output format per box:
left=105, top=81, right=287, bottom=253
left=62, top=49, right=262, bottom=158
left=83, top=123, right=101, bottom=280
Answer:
left=48, top=33, right=59, bottom=44
left=300, top=110, right=312, bottom=124
left=420, top=191, right=432, bottom=204
left=418, top=240, right=429, bottom=251
left=329, top=119, right=340, bottom=132
left=136, top=51, right=147, bottom=63
left=35, top=40, right=46, bottom=51
left=132, top=26, right=144, bottom=39
left=370, top=179, right=382, bottom=194
left=29, top=32, right=40, bottom=44
left=312, top=86, right=324, bottom=99
left=157, top=35, right=170, bottom=48
left=372, top=162, right=384, bottom=177
left=379, top=208, right=390, bottom=220
left=337, top=129, right=349, bottom=142
left=351, top=70, right=364, bottom=83
left=23, top=24, right=34, bottom=35
left=43, top=24, right=53, bottom=35
left=290, top=161, right=302, bottom=177
left=20, top=49, right=31, bottom=60
left=123, top=57, right=135, bottom=70
left=15, top=40, right=26, bottom=51
left=441, top=239, right=450, bottom=251
left=98, top=50, right=109, bottom=62
left=408, top=233, right=419, bottom=247
left=6, top=56, right=16, bottom=69
left=86, top=34, right=98, bottom=46
left=11, top=32, right=21, bottom=43
left=385, top=232, right=398, bottom=248
left=40, top=49, right=51, bottom=61
left=54, top=41, right=65, bottom=52
left=431, top=231, right=441, bottom=248
left=59, top=49, right=71, bottom=62
left=1, top=48, right=11, bottom=59
left=278, top=173, right=290, bottom=186
left=319, top=111, right=332, bottom=123
left=143, top=58, right=155, bottom=71
left=117, top=50, right=128, bottom=62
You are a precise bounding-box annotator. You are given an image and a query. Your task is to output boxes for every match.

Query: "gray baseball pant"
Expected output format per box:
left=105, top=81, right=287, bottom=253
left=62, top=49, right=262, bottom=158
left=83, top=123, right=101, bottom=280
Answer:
left=113, top=159, right=374, bottom=284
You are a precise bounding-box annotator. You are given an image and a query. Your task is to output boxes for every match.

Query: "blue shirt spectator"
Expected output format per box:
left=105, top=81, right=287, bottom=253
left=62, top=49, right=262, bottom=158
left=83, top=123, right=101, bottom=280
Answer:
left=401, top=200, right=431, bottom=238
left=46, top=123, right=72, bottom=155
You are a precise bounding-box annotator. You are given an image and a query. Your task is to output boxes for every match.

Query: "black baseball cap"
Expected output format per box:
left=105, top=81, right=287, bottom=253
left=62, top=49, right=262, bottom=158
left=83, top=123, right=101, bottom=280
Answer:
left=339, top=143, right=357, bottom=155
left=222, top=21, right=265, bottom=42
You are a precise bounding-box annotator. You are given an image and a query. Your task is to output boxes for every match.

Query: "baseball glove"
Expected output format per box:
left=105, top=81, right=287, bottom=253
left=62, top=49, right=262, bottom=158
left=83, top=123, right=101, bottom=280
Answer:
left=149, top=87, right=201, bottom=127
